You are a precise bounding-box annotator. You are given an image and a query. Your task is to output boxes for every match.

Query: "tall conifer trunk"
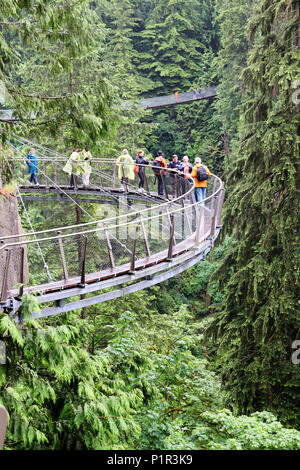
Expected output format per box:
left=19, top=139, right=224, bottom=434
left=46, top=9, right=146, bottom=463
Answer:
left=209, top=0, right=300, bottom=426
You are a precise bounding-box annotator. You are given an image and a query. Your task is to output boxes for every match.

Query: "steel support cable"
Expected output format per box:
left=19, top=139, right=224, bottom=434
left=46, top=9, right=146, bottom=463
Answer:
left=10, top=142, right=134, bottom=256
left=6, top=159, right=53, bottom=282
left=50, top=158, right=174, bottom=240
left=13, top=139, right=166, bottom=240
left=0, top=180, right=222, bottom=263
left=13, top=135, right=195, bottom=216
left=15, top=135, right=164, bottom=206
left=2, top=161, right=198, bottom=243
left=13, top=136, right=141, bottom=210
left=5, top=143, right=197, bottom=241
left=10, top=141, right=97, bottom=222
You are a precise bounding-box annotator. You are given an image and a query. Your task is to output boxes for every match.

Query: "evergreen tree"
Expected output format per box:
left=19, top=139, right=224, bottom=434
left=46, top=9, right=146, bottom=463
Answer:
left=209, top=0, right=300, bottom=426
left=0, top=0, right=118, bottom=148
left=138, top=0, right=218, bottom=95
left=214, top=0, right=260, bottom=171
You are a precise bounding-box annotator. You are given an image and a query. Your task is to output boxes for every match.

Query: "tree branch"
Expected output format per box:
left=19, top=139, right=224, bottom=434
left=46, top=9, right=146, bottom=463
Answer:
left=0, top=20, right=37, bottom=26
left=7, top=88, right=71, bottom=100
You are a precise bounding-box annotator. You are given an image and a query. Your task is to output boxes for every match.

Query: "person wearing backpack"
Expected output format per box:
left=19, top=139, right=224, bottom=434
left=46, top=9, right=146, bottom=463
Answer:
left=191, top=157, right=211, bottom=204
left=152, top=150, right=167, bottom=196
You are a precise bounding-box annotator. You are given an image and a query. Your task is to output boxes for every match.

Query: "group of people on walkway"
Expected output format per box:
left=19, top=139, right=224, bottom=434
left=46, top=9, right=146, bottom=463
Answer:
left=151, top=150, right=211, bottom=203
left=25, top=146, right=211, bottom=204
left=115, top=148, right=211, bottom=203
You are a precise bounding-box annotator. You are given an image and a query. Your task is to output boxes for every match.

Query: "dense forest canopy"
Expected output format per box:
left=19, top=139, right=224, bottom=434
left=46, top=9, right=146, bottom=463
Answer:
left=0, top=0, right=299, bottom=451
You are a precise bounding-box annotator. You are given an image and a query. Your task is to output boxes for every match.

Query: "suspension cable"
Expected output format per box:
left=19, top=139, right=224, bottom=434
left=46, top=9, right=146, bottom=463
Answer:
left=11, top=137, right=185, bottom=241
left=6, top=159, right=53, bottom=282
left=11, top=142, right=134, bottom=256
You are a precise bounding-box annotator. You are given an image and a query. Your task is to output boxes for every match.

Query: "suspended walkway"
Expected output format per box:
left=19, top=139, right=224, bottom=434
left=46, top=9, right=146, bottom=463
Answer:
left=126, top=86, right=217, bottom=109
left=0, top=140, right=224, bottom=321
left=0, top=86, right=217, bottom=122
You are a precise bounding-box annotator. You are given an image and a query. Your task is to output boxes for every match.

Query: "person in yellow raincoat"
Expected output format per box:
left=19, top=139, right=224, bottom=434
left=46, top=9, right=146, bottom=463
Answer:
left=63, top=149, right=92, bottom=188
left=116, top=149, right=134, bottom=190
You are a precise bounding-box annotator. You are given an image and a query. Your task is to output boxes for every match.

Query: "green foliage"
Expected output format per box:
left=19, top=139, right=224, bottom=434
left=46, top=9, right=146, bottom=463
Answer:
left=1, top=0, right=300, bottom=451
left=209, top=0, right=300, bottom=426
left=138, top=0, right=219, bottom=95
left=0, top=0, right=119, bottom=149
left=193, top=410, right=300, bottom=450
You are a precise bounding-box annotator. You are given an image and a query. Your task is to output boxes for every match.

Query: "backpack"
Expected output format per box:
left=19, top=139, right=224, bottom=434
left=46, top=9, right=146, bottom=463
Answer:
left=196, top=166, right=208, bottom=182
left=153, top=159, right=164, bottom=175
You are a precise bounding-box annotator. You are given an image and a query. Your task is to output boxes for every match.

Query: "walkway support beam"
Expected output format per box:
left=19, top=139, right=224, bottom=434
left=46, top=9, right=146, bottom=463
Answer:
left=57, top=231, right=69, bottom=281
left=0, top=249, right=11, bottom=302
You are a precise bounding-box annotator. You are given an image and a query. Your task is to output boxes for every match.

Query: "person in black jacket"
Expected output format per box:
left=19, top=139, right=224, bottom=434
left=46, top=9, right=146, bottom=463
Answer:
left=135, top=150, right=148, bottom=191
left=152, top=150, right=167, bottom=196
left=168, top=154, right=183, bottom=197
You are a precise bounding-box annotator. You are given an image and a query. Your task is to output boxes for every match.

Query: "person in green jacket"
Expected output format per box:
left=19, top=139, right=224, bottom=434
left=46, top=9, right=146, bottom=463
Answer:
left=116, top=149, right=134, bottom=191
left=63, top=149, right=92, bottom=188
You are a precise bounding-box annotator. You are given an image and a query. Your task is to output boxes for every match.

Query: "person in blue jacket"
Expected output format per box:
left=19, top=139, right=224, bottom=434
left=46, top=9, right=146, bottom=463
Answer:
left=26, top=148, right=39, bottom=185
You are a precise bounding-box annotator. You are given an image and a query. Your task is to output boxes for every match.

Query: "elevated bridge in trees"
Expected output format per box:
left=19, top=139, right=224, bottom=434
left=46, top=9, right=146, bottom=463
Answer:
left=0, top=139, right=224, bottom=322
left=0, top=86, right=218, bottom=122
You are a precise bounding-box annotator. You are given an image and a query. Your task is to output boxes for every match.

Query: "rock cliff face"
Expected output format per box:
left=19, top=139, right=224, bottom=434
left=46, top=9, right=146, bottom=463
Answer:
left=0, top=186, right=28, bottom=302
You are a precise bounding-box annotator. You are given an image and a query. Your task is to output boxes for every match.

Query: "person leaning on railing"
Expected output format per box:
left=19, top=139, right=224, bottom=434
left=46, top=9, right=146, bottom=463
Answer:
left=191, top=157, right=211, bottom=204
left=181, top=155, right=193, bottom=194
left=168, top=154, right=183, bottom=198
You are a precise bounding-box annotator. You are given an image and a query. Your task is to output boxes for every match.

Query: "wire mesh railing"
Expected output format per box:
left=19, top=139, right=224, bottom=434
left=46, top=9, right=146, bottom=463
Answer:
left=0, top=156, right=224, bottom=303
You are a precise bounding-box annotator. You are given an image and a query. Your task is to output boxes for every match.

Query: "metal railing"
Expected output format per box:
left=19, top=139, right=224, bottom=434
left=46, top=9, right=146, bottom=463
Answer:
left=0, top=159, right=224, bottom=304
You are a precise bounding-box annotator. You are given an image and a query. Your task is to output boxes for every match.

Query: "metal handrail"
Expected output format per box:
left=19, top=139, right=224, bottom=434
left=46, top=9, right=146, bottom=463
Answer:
left=1, top=162, right=196, bottom=242
left=0, top=173, right=222, bottom=251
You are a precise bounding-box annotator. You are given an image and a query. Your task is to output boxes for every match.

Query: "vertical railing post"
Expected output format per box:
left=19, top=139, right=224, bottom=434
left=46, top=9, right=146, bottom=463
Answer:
left=161, top=170, right=169, bottom=200
left=140, top=218, right=151, bottom=257
left=166, top=214, right=175, bottom=261
left=98, top=163, right=103, bottom=187
left=18, top=247, right=26, bottom=297
left=166, top=208, right=176, bottom=246
left=209, top=194, right=218, bottom=239
left=57, top=231, right=69, bottom=281
left=54, top=161, right=57, bottom=185
left=0, top=249, right=11, bottom=302
left=194, top=205, right=205, bottom=248
left=104, top=226, right=115, bottom=270
left=129, top=225, right=139, bottom=274
left=216, top=185, right=225, bottom=228
left=113, top=164, right=116, bottom=189
left=143, top=167, right=150, bottom=195
left=44, top=163, right=49, bottom=189
left=79, top=235, right=87, bottom=287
